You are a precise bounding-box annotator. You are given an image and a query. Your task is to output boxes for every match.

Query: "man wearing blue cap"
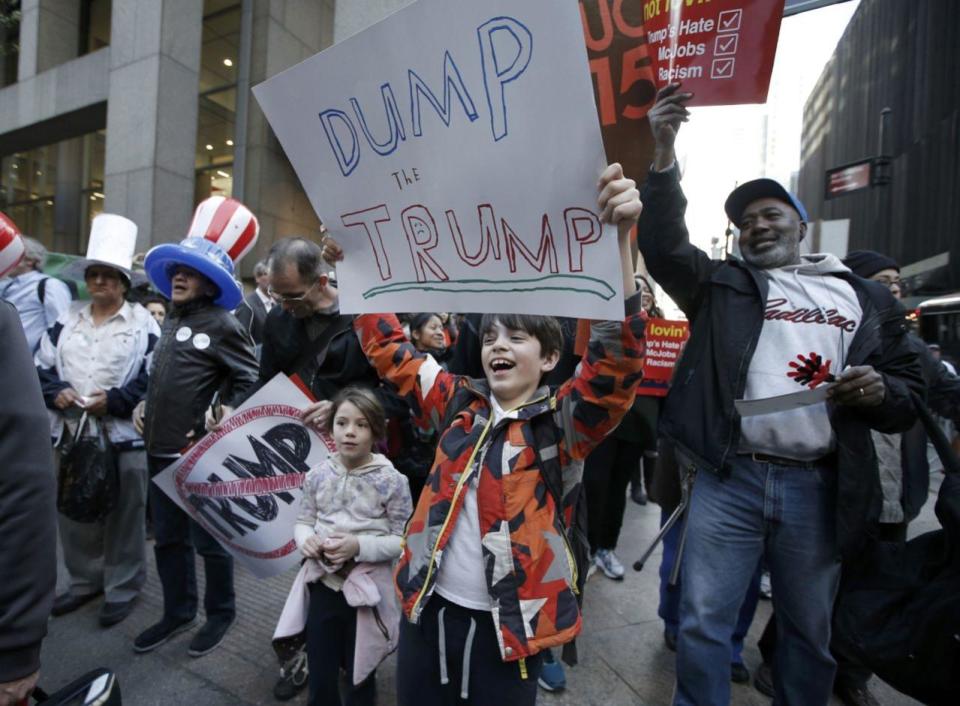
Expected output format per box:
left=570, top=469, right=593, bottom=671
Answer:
left=636, top=84, right=924, bottom=706
left=131, top=197, right=260, bottom=658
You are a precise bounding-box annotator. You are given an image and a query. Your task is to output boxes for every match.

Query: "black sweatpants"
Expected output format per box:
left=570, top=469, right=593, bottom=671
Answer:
left=306, top=581, right=376, bottom=706
left=396, top=595, right=543, bottom=706
left=584, top=434, right=644, bottom=552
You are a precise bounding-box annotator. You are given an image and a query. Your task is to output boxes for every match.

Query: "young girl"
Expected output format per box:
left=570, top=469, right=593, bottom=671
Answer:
left=289, top=387, right=413, bottom=706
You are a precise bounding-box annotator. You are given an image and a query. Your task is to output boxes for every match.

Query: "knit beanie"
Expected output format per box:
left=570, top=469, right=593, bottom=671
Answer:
left=842, top=250, right=899, bottom=279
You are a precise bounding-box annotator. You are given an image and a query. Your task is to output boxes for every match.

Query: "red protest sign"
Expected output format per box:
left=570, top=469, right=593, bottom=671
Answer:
left=642, top=0, right=784, bottom=106
left=637, top=317, right=690, bottom=397
left=578, top=1, right=657, bottom=185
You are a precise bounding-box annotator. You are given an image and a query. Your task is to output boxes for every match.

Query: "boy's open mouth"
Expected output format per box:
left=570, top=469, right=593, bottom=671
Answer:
left=490, top=358, right=515, bottom=373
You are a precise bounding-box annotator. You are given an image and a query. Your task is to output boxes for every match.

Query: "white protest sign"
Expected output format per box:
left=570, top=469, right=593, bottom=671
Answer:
left=253, top=0, right=624, bottom=320
left=153, top=374, right=334, bottom=578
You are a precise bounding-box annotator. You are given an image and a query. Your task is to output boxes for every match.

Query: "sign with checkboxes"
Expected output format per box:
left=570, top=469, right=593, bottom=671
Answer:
left=641, top=0, right=785, bottom=106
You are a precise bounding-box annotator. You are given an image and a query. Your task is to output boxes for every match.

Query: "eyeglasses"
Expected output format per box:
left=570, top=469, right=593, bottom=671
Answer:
left=268, top=280, right=318, bottom=304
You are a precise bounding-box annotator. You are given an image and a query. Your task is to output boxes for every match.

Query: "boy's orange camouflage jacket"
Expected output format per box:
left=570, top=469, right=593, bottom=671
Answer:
left=354, top=299, right=646, bottom=663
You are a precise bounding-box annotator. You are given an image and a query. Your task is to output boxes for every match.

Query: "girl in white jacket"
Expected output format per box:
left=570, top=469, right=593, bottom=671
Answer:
left=294, top=386, right=412, bottom=706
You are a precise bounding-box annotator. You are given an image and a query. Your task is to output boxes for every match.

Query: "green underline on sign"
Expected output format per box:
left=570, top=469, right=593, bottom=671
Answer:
left=362, top=275, right=617, bottom=301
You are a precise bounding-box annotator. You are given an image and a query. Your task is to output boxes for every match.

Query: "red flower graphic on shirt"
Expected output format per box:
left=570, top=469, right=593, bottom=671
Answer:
left=787, top=352, right=833, bottom=389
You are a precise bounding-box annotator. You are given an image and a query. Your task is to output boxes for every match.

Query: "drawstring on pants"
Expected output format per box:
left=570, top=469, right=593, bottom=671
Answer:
left=436, top=606, right=479, bottom=698
left=460, top=617, right=477, bottom=699
left=438, top=606, right=449, bottom=685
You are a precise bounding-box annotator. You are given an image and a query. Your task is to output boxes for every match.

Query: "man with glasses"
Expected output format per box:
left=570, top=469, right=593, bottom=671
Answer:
left=258, top=235, right=387, bottom=701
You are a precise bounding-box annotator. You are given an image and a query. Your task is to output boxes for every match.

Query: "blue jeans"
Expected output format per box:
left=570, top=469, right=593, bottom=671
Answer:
left=658, top=508, right=761, bottom=666
left=674, top=455, right=841, bottom=706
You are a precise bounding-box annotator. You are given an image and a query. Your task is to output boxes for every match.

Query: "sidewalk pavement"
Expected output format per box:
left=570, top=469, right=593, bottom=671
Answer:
left=40, top=479, right=937, bottom=705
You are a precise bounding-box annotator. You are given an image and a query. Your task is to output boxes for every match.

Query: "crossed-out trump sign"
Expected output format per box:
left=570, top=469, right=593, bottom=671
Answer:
left=253, top=0, right=625, bottom=320
left=153, top=375, right=332, bottom=578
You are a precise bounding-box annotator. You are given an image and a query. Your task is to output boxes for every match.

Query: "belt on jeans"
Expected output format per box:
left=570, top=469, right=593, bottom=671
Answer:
left=747, top=452, right=821, bottom=468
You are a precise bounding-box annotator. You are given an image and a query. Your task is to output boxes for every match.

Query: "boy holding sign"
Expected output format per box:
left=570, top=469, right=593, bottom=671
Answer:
left=322, top=164, right=645, bottom=705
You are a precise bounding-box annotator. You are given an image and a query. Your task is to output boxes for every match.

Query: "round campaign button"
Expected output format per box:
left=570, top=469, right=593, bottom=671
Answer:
left=176, top=326, right=192, bottom=342
left=193, top=333, right=211, bottom=350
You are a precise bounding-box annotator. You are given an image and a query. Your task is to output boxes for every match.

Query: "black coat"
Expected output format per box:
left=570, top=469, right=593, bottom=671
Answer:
left=234, top=290, right=270, bottom=345
left=637, top=165, right=925, bottom=558
left=898, top=336, right=960, bottom=522
left=259, top=306, right=382, bottom=402
left=0, top=302, right=56, bottom=681
left=144, top=299, right=260, bottom=455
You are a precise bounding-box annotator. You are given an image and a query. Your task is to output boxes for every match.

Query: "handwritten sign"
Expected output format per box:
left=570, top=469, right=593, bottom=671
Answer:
left=153, top=375, right=334, bottom=578
left=643, top=0, right=784, bottom=106
left=580, top=0, right=658, bottom=187
left=253, top=0, right=626, bottom=320
left=637, top=317, right=689, bottom=396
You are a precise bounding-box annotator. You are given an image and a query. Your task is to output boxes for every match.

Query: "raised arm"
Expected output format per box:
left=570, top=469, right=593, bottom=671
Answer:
left=556, top=166, right=647, bottom=459
left=353, top=314, right=461, bottom=433
left=637, top=84, right=720, bottom=319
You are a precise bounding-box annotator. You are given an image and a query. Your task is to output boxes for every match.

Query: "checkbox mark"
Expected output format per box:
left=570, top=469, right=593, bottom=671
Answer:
left=711, top=57, right=736, bottom=79
left=714, top=33, right=739, bottom=56
left=718, top=8, right=743, bottom=32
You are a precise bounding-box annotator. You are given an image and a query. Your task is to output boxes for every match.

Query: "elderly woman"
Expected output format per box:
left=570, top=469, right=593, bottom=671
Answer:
left=35, top=214, right=160, bottom=628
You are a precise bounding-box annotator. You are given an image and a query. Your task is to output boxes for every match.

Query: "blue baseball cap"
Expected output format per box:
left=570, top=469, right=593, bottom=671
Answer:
left=724, top=179, right=808, bottom=225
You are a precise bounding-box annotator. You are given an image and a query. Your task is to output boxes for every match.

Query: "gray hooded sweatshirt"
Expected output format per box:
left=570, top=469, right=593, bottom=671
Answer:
left=739, top=253, right=863, bottom=461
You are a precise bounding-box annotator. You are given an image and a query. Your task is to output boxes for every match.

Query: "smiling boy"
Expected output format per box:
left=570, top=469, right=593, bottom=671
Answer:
left=322, top=164, right=647, bottom=705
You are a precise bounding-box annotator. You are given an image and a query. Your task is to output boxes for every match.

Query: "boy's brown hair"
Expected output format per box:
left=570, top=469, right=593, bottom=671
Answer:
left=324, top=386, right=387, bottom=441
left=478, top=313, right=564, bottom=359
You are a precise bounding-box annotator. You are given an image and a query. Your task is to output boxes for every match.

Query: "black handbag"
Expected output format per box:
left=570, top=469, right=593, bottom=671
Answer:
left=57, top=412, right=119, bottom=523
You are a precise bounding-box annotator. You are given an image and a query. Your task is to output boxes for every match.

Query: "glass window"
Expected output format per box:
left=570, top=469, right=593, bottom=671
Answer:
left=80, top=0, right=112, bottom=55
left=195, top=1, right=240, bottom=201
left=0, top=0, right=20, bottom=88
left=0, top=131, right=105, bottom=254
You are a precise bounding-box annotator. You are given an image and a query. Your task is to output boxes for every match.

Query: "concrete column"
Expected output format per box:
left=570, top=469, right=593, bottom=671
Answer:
left=17, top=0, right=82, bottom=81
left=103, top=0, right=203, bottom=251
left=332, top=0, right=412, bottom=43
left=239, top=0, right=334, bottom=274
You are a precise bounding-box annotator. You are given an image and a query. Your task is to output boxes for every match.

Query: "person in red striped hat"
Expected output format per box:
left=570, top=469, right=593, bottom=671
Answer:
left=132, top=197, right=260, bottom=658
left=0, top=212, right=26, bottom=279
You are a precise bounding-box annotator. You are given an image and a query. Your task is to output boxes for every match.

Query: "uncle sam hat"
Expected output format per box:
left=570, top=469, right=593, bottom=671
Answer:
left=0, top=212, right=25, bottom=278
left=144, top=196, right=259, bottom=309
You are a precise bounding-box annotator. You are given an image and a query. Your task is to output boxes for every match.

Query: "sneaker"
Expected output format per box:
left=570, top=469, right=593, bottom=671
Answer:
left=273, top=649, right=309, bottom=701
left=753, top=661, right=775, bottom=698
left=630, top=484, right=648, bottom=505
left=834, top=681, right=881, bottom=706
left=537, top=649, right=566, bottom=692
left=188, top=615, right=235, bottom=657
left=731, top=662, right=750, bottom=684
left=759, top=571, right=772, bottom=600
left=594, top=549, right=625, bottom=580
left=134, top=616, right=198, bottom=653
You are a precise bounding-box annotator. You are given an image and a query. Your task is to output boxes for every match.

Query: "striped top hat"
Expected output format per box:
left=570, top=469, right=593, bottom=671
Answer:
left=144, top=196, right=259, bottom=309
left=0, top=212, right=25, bottom=278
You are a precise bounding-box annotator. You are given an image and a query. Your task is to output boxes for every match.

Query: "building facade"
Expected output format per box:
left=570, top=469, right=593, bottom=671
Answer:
left=797, top=0, right=960, bottom=297
left=0, top=0, right=410, bottom=275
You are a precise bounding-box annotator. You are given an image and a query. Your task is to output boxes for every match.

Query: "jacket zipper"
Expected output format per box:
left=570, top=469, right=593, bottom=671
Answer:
left=408, top=394, right=549, bottom=621
left=409, top=413, right=495, bottom=621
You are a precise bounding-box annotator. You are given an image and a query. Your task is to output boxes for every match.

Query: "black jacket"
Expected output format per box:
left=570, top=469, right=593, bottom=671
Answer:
left=259, top=305, right=381, bottom=401
left=898, top=336, right=960, bottom=522
left=638, top=166, right=924, bottom=557
left=0, top=302, right=56, bottom=681
left=144, top=299, right=259, bottom=456
left=234, top=290, right=270, bottom=345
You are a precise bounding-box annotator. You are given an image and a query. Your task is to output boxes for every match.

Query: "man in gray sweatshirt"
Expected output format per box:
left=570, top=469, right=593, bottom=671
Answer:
left=637, top=84, right=923, bottom=706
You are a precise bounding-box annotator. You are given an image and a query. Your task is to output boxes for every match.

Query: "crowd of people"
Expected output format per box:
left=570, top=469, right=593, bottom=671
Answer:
left=1, top=84, right=958, bottom=706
